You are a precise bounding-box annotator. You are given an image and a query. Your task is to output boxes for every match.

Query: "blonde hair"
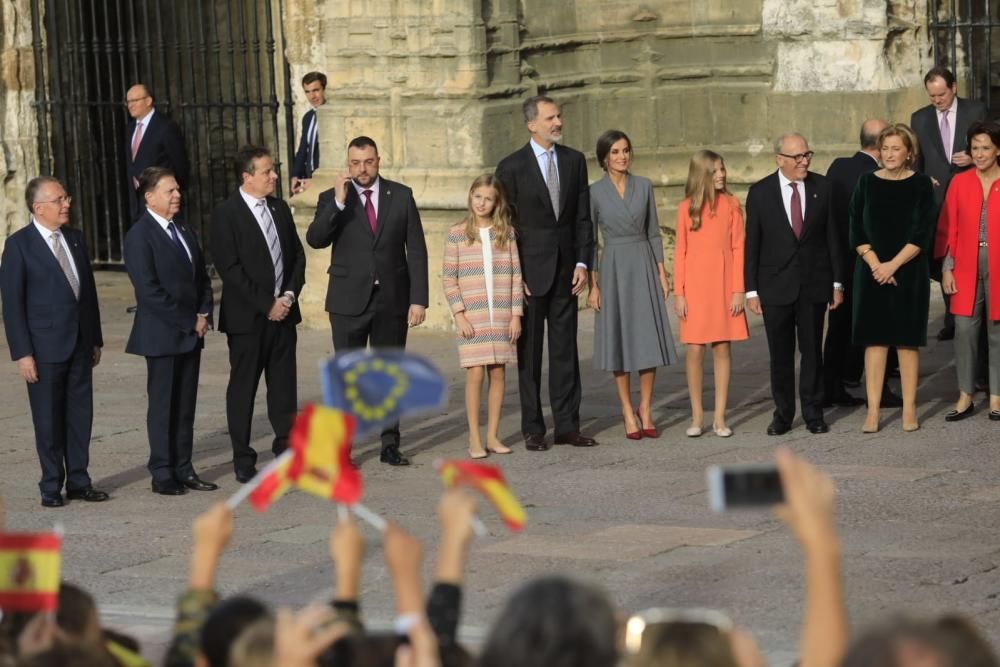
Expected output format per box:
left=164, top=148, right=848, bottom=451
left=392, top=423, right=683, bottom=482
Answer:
left=684, top=150, right=730, bottom=232
left=463, top=174, right=514, bottom=249
left=877, top=123, right=920, bottom=167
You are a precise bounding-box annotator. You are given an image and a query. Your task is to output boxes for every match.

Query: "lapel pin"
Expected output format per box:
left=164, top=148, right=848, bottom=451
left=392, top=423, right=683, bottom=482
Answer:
left=812, top=193, right=817, bottom=199
left=386, top=189, right=391, bottom=196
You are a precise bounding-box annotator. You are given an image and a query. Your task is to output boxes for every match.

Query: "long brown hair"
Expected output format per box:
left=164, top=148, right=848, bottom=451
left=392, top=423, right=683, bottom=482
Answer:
left=463, top=174, right=514, bottom=249
left=684, top=150, right=729, bottom=231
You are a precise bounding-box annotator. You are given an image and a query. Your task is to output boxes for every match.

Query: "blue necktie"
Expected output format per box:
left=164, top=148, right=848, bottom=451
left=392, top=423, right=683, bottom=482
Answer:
left=167, top=222, right=193, bottom=271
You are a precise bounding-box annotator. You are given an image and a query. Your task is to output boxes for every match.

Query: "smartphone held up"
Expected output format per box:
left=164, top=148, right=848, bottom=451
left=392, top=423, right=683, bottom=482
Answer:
left=707, top=464, right=784, bottom=512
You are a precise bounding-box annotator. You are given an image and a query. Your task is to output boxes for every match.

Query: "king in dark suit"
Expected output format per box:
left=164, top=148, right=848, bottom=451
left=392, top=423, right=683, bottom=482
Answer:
left=211, top=146, right=306, bottom=483
left=290, top=71, right=327, bottom=195
left=1, top=177, right=108, bottom=507
left=124, top=167, right=216, bottom=495
left=494, top=96, right=597, bottom=451
left=745, top=133, right=844, bottom=436
left=124, top=84, right=190, bottom=222
left=306, top=136, right=428, bottom=466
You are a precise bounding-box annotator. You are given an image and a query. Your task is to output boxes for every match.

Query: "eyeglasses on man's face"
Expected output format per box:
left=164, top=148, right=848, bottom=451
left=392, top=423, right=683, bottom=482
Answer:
left=35, top=195, right=72, bottom=206
left=777, top=151, right=815, bottom=163
left=124, top=95, right=150, bottom=107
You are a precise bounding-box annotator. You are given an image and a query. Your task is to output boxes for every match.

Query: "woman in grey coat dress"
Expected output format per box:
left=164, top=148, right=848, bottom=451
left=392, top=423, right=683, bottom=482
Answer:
left=587, top=130, right=677, bottom=440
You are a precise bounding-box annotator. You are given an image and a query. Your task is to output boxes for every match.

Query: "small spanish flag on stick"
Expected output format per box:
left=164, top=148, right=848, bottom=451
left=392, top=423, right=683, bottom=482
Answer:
left=0, top=532, right=62, bottom=612
left=436, top=460, right=527, bottom=532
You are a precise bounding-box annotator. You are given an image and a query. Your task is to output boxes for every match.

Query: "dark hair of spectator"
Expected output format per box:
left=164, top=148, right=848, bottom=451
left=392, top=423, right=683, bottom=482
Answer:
left=966, top=120, right=1000, bottom=155
left=24, top=176, right=62, bottom=214
left=348, top=136, right=379, bottom=154
left=522, top=95, right=557, bottom=123
left=924, top=66, right=956, bottom=88
left=198, top=595, right=270, bottom=667
left=595, top=130, right=633, bottom=172
left=235, top=145, right=271, bottom=180
left=302, top=71, right=328, bottom=89
left=56, top=582, right=98, bottom=640
left=138, top=167, right=176, bottom=201
left=478, top=576, right=618, bottom=667
left=17, top=644, right=114, bottom=667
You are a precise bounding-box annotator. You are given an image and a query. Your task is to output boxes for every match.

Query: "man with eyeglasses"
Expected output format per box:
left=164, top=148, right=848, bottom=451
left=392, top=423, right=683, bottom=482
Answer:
left=124, top=83, right=189, bottom=223
left=0, top=177, right=108, bottom=507
left=744, top=133, right=844, bottom=436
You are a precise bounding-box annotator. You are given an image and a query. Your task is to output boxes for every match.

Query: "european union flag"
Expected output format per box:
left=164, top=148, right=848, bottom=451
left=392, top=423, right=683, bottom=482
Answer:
left=320, top=349, right=447, bottom=436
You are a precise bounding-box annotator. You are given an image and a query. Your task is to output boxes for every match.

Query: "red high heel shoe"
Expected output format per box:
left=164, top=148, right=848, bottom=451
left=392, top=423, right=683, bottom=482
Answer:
left=637, top=410, right=657, bottom=438
left=623, top=416, right=642, bottom=440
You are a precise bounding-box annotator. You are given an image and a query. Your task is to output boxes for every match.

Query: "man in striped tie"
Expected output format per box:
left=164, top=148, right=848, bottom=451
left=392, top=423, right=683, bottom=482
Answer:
left=211, top=145, right=307, bottom=483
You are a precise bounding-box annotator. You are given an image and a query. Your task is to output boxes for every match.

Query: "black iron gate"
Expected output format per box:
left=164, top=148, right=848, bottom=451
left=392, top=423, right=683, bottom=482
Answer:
left=30, top=0, right=296, bottom=266
left=928, top=0, right=1000, bottom=115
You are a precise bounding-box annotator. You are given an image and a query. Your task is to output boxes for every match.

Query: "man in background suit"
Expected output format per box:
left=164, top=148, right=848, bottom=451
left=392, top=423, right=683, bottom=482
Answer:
left=290, top=71, right=327, bottom=195
left=124, top=167, right=216, bottom=495
left=0, top=177, right=108, bottom=507
left=911, top=66, right=987, bottom=341
left=495, top=95, right=597, bottom=451
left=211, top=146, right=306, bottom=483
left=306, top=136, right=428, bottom=466
left=745, top=133, right=844, bottom=436
left=124, top=83, right=190, bottom=222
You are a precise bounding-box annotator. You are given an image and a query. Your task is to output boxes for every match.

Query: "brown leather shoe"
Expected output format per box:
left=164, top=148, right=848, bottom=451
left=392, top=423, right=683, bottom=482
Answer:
left=554, top=431, right=598, bottom=447
left=523, top=433, right=549, bottom=451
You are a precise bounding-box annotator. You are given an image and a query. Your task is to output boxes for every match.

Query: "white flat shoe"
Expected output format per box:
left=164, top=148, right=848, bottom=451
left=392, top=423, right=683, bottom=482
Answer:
left=713, top=425, right=732, bottom=438
left=685, top=425, right=703, bottom=437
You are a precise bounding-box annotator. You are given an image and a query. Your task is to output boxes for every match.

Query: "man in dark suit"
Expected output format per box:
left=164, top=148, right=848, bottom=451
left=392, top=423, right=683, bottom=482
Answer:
left=1, top=177, right=108, bottom=507
left=306, top=136, right=428, bottom=466
left=823, top=119, right=888, bottom=408
left=124, top=83, right=190, bottom=222
left=745, top=133, right=844, bottom=436
left=910, top=66, right=986, bottom=341
left=495, top=95, right=597, bottom=451
left=290, top=71, right=327, bottom=195
left=211, top=146, right=306, bottom=483
left=124, top=167, right=217, bottom=495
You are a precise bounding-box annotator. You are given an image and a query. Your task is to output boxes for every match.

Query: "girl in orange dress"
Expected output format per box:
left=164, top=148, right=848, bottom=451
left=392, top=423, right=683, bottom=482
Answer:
left=442, top=175, right=523, bottom=458
left=673, top=151, right=749, bottom=437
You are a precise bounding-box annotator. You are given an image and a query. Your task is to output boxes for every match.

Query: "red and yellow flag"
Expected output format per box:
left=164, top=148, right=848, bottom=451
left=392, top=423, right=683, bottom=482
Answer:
left=0, top=532, right=62, bottom=612
left=250, top=405, right=360, bottom=511
left=438, top=460, right=527, bottom=532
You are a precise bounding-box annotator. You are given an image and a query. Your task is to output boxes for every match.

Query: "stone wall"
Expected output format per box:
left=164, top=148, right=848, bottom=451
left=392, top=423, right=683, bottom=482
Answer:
left=0, top=0, right=40, bottom=250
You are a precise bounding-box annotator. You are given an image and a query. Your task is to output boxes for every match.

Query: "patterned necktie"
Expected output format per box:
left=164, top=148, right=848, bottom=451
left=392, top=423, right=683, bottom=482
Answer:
left=50, top=232, right=80, bottom=300
left=940, top=109, right=952, bottom=163
left=789, top=183, right=803, bottom=239
left=362, top=190, right=377, bottom=233
left=255, top=200, right=284, bottom=295
left=167, top=221, right=193, bottom=271
left=546, top=149, right=560, bottom=218
left=131, top=121, right=144, bottom=188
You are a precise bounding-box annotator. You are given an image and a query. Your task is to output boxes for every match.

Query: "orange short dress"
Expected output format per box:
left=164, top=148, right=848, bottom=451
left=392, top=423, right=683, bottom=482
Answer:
left=672, top=193, right=750, bottom=344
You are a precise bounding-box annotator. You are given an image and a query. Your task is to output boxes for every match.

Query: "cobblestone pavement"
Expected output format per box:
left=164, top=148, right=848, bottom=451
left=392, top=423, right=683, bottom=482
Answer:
left=3, top=272, right=999, bottom=663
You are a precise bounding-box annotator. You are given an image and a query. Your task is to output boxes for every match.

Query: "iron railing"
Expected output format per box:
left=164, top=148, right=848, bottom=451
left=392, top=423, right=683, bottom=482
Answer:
left=928, top=0, right=1000, bottom=114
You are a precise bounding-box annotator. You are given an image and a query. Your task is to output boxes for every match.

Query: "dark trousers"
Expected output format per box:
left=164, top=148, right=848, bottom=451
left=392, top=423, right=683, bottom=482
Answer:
left=761, top=299, right=826, bottom=424
left=27, top=341, right=94, bottom=496
left=225, top=322, right=297, bottom=472
left=145, top=349, right=201, bottom=483
left=517, top=281, right=582, bottom=436
left=329, top=286, right=408, bottom=449
left=822, top=283, right=864, bottom=393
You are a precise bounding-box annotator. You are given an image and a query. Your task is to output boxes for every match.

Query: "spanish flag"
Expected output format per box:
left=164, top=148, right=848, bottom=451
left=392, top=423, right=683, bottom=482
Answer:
left=438, top=460, right=527, bottom=532
left=249, top=405, right=360, bottom=511
left=0, top=532, right=62, bottom=612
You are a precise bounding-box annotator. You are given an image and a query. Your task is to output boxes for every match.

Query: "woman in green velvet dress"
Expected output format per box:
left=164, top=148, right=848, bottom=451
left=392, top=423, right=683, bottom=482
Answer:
left=850, top=123, right=936, bottom=433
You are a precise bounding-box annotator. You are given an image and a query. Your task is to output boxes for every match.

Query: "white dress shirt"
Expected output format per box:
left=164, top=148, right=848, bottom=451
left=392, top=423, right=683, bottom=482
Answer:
left=147, top=208, right=193, bottom=261
left=131, top=108, right=155, bottom=147
left=479, top=226, right=496, bottom=324
left=32, top=219, right=79, bottom=283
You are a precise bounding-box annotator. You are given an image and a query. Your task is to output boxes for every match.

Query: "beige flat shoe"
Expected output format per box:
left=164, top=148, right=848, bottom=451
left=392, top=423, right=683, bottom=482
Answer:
left=712, top=424, right=732, bottom=438
left=685, top=425, right=704, bottom=437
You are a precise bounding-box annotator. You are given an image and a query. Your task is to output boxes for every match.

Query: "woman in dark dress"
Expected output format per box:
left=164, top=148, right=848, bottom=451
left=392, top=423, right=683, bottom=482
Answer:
left=851, top=123, right=936, bottom=433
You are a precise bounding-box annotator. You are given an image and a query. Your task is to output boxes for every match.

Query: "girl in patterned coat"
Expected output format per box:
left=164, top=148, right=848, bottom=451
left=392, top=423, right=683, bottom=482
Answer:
left=442, top=174, right=523, bottom=458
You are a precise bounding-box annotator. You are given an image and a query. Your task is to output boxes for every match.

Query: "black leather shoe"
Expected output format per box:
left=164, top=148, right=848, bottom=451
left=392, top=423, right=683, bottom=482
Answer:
left=806, top=419, right=830, bottom=434
left=151, top=480, right=187, bottom=495
left=66, top=487, right=109, bottom=502
left=937, top=326, right=955, bottom=341
left=944, top=403, right=975, bottom=422
left=766, top=419, right=790, bottom=436
left=554, top=431, right=598, bottom=447
left=380, top=447, right=410, bottom=466
left=182, top=475, right=219, bottom=491
left=881, top=388, right=903, bottom=408
left=523, top=433, right=550, bottom=451
left=41, top=494, right=64, bottom=508
left=235, top=468, right=258, bottom=484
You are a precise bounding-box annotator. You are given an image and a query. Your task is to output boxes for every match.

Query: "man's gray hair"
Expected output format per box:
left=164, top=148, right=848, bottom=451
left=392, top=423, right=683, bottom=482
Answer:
left=522, top=95, right=557, bottom=123
left=24, top=176, right=63, bottom=213
left=774, top=133, right=807, bottom=154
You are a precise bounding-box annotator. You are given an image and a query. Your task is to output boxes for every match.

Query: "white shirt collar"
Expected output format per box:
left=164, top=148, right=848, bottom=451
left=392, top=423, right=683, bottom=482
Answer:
left=32, top=218, right=62, bottom=240
left=530, top=138, right=556, bottom=157
left=146, top=208, right=174, bottom=231
left=776, top=169, right=804, bottom=188
left=940, top=97, right=958, bottom=118
left=135, top=108, right=155, bottom=126
left=351, top=177, right=380, bottom=198
left=239, top=188, right=268, bottom=212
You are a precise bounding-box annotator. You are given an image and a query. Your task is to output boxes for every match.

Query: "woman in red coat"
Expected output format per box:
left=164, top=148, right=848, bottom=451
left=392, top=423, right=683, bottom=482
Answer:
left=936, top=120, right=1000, bottom=421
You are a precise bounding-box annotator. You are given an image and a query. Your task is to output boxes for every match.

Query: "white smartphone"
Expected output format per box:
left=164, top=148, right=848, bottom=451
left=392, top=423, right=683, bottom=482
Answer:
left=707, top=464, right=784, bottom=512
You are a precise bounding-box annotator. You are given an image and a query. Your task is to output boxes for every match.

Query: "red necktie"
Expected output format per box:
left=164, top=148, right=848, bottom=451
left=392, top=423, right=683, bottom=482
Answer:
left=789, top=182, right=803, bottom=239
left=363, top=190, right=376, bottom=233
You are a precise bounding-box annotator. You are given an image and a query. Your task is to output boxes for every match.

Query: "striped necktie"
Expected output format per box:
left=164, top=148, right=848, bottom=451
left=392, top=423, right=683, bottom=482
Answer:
left=255, top=199, right=284, bottom=295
